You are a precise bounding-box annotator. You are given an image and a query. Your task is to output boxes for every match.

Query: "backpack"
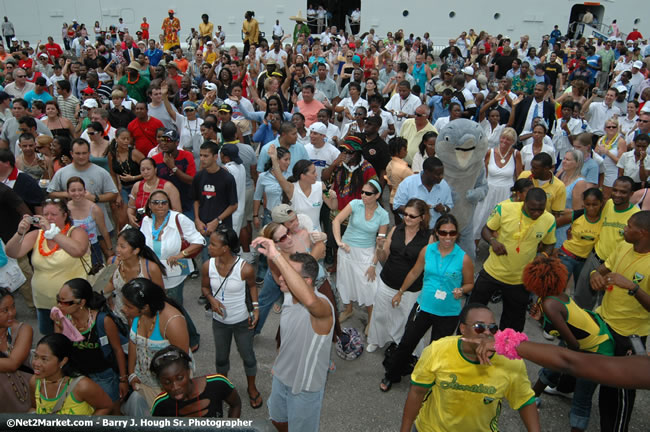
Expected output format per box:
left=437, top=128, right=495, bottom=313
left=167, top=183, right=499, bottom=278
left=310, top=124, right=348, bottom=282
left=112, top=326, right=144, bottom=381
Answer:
left=95, top=310, right=129, bottom=372
left=335, top=327, right=364, bottom=360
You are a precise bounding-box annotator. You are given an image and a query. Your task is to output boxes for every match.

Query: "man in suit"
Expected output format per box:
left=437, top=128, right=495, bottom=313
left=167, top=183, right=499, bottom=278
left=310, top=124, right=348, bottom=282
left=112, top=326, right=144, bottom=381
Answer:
left=122, top=34, right=141, bottom=64
left=512, top=83, right=555, bottom=136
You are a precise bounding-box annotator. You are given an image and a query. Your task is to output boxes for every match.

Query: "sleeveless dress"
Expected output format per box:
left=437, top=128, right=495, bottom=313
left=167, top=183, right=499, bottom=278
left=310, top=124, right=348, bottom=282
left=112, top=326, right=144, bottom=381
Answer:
left=412, top=63, right=427, bottom=93
left=599, top=134, right=621, bottom=187
left=555, top=177, right=584, bottom=247
left=472, top=149, right=516, bottom=239
left=17, top=154, right=44, bottom=180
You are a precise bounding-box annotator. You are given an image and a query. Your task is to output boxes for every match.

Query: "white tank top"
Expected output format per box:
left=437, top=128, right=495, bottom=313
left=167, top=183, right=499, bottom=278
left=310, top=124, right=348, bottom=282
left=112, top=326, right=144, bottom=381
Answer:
left=208, top=257, right=248, bottom=324
left=291, top=181, right=323, bottom=231
left=487, top=148, right=516, bottom=188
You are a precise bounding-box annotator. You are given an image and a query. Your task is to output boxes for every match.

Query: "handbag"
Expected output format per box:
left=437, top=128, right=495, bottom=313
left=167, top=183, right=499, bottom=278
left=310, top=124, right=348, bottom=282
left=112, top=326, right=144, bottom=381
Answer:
left=175, top=214, right=201, bottom=258
left=0, top=240, right=26, bottom=292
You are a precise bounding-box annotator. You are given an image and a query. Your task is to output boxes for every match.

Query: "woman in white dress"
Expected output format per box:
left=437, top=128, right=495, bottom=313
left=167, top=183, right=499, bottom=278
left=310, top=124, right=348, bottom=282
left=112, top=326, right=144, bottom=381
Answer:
left=333, top=179, right=389, bottom=334
left=472, top=127, right=522, bottom=246
left=594, top=117, right=627, bottom=200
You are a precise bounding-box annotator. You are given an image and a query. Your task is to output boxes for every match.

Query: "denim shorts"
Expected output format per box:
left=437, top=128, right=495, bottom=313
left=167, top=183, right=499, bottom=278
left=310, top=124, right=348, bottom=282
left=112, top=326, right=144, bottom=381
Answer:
left=268, top=375, right=325, bottom=432
left=89, top=367, right=120, bottom=402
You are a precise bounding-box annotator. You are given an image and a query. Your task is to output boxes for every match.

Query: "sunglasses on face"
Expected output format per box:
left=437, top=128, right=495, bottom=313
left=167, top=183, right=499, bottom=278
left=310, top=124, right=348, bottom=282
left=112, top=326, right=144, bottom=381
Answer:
left=605, top=126, right=617, bottom=129
left=275, top=233, right=289, bottom=243
left=56, top=295, right=78, bottom=306
left=472, top=322, right=499, bottom=335
left=87, top=131, right=97, bottom=135
left=361, top=190, right=376, bottom=196
left=184, top=108, right=195, bottom=112
left=437, top=229, right=458, bottom=237
left=404, top=212, right=422, bottom=219
left=151, top=200, right=169, bottom=206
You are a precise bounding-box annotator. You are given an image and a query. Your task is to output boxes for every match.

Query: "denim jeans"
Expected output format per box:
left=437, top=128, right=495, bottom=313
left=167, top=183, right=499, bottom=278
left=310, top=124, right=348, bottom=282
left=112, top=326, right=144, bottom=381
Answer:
left=539, top=366, right=598, bottom=430
left=254, top=269, right=282, bottom=335
left=558, top=252, right=586, bottom=288
left=89, top=367, right=120, bottom=402
left=166, top=281, right=201, bottom=347
left=212, top=318, right=257, bottom=376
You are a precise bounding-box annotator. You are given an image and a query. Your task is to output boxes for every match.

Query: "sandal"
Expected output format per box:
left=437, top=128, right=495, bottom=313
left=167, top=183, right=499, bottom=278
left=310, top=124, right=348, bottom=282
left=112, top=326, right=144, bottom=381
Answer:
left=191, top=344, right=200, bottom=353
left=248, top=390, right=263, bottom=409
left=379, top=377, right=392, bottom=392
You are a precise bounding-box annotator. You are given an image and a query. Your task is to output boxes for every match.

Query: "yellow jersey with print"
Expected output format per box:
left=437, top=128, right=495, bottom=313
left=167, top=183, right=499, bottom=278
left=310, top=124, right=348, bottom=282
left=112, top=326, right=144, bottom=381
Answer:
left=597, top=242, right=650, bottom=336
left=483, top=201, right=557, bottom=285
left=594, top=200, right=639, bottom=262
left=411, top=336, right=535, bottom=432
left=562, top=210, right=604, bottom=258
left=518, top=170, right=567, bottom=213
left=35, top=378, right=94, bottom=415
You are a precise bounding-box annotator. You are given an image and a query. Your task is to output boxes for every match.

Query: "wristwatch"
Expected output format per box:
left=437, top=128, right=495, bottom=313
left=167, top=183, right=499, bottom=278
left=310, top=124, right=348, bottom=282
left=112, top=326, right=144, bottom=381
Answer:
left=171, top=167, right=178, bottom=174
left=94, top=194, right=100, bottom=203
left=628, top=284, right=640, bottom=296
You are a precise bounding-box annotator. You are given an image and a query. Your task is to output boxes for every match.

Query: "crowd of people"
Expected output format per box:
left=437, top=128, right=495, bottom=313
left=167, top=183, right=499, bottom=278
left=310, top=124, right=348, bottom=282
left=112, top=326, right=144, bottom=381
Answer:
left=0, top=7, right=649, bottom=432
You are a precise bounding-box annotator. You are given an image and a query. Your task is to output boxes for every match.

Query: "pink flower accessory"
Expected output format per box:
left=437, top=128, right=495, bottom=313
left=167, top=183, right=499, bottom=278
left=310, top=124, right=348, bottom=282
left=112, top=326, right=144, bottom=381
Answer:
left=493, top=328, right=528, bottom=360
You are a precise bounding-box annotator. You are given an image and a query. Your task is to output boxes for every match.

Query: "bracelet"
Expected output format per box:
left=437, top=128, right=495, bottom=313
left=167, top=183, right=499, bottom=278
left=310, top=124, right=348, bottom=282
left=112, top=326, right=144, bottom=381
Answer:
left=182, top=250, right=188, bottom=257
left=493, top=328, right=528, bottom=360
left=271, top=254, right=281, bottom=263
left=253, top=306, right=259, bottom=310
left=252, top=301, right=259, bottom=306
left=128, top=373, right=138, bottom=384
left=589, top=270, right=598, bottom=277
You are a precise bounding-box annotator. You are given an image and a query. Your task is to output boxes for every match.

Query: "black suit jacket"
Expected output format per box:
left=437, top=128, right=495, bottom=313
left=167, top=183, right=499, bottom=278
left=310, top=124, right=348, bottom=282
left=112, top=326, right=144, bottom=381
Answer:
left=513, top=97, right=555, bottom=136
left=123, top=47, right=141, bottom=64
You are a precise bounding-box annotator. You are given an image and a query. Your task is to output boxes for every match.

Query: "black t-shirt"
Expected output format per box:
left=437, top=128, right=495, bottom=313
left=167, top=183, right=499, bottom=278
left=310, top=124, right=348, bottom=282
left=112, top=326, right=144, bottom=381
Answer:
left=544, top=62, right=563, bottom=89
left=0, top=183, right=29, bottom=243
left=362, top=135, right=391, bottom=175
left=13, top=172, right=45, bottom=211
left=494, top=55, right=514, bottom=79
left=192, top=168, right=238, bottom=227
left=151, top=375, right=234, bottom=417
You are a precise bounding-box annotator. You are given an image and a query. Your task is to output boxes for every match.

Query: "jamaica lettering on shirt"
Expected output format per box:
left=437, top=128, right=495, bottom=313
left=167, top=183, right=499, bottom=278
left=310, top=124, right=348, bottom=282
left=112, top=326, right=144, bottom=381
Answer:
left=410, top=336, right=535, bottom=432
left=594, top=199, right=639, bottom=261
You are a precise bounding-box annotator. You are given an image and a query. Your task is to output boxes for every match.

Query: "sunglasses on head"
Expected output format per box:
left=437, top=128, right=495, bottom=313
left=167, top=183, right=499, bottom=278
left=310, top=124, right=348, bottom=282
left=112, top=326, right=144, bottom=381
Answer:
left=437, top=229, right=458, bottom=237
left=275, top=233, right=289, bottom=243
left=44, top=198, right=62, bottom=204
left=472, top=322, right=498, bottom=335
left=151, top=200, right=168, bottom=205
left=56, top=295, right=78, bottom=306
left=361, top=190, right=376, bottom=196
left=152, top=350, right=189, bottom=368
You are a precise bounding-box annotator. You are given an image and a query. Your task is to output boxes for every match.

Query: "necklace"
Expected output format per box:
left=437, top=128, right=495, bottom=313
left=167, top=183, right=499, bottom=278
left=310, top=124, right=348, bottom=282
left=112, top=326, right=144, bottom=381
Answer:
left=71, top=309, right=93, bottom=333
left=43, top=377, right=64, bottom=399
left=599, top=133, right=620, bottom=151
left=495, top=146, right=510, bottom=164
left=127, top=74, right=140, bottom=85
left=151, top=212, right=170, bottom=241
left=38, top=224, right=72, bottom=256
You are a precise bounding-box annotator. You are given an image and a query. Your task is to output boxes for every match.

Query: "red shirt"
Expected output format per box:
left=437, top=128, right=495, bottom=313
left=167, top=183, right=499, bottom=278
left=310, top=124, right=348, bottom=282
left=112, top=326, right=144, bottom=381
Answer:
left=168, top=73, right=182, bottom=88
left=128, top=116, right=165, bottom=155
left=627, top=31, right=643, bottom=41
left=45, top=43, right=63, bottom=59
left=140, top=22, right=150, bottom=41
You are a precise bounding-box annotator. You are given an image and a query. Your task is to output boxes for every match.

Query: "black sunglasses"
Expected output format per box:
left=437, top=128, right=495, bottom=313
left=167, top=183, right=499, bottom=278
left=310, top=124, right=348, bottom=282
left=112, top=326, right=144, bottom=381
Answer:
left=404, top=212, right=422, bottom=219
left=275, top=233, right=289, bottom=243
left=361, top=190, right=376, bottom=196
left=437, top=229, right=457, bottom=237
left=472, top=322, right=498, bottom=335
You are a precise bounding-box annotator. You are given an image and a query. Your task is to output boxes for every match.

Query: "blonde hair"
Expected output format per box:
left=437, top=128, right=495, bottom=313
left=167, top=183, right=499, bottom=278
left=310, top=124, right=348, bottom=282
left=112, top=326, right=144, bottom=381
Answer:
left=501, top=127, right=518, bottom=143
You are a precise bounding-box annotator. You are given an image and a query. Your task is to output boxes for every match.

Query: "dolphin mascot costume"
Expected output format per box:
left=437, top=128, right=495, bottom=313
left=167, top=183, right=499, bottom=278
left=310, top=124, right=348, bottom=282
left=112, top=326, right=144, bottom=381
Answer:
left=436, top=119, right=488, bottom=259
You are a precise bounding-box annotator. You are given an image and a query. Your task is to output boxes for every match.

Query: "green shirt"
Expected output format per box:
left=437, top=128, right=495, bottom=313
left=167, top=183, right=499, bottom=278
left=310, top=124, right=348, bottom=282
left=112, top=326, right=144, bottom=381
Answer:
left=117, top=75, right=150, bottom=103
left=512, top=74, right=536, bottom=96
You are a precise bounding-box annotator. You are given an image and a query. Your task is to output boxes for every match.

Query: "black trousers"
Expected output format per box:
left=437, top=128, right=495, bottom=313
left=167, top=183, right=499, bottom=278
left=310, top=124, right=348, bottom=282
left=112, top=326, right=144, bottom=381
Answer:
left=468, top=270, right=529, bottom=331
left=598, top=328, right=646, bottom=432
left=384, top=302, right=459, bottom=382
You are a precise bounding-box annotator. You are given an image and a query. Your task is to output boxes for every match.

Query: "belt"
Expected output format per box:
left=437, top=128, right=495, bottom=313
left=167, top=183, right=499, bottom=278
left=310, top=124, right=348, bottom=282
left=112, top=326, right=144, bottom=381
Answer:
left=593, top=251, right=605, bottom=265
left=560, top=246, right=586, bottom=262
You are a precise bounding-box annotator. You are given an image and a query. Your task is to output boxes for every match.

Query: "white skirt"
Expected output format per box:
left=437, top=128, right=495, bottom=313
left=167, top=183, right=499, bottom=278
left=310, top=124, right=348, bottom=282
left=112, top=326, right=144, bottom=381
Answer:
left=367, top=279, right=419, bottom=348
left=337, top=245, right=378, bottom=307
left=472, top=184, right=512, bottom=240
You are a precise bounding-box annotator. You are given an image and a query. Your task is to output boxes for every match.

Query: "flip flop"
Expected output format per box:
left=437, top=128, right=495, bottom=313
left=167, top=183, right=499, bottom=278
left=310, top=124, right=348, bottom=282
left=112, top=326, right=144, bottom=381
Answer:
left=379, top=377, right=392, bottom=392
left=248, top=390, right=263, bottom=409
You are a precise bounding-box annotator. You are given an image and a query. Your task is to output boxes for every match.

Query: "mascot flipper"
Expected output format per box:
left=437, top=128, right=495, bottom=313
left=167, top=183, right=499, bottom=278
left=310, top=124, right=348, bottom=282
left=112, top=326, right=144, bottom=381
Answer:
left=436, top=119, right=488, bottom=260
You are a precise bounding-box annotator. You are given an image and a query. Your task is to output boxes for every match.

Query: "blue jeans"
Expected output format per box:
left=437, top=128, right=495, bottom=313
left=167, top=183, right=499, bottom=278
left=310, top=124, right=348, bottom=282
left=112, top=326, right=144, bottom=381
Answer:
left=254, top=269, right=282, bottom=335
left=89, top=367, right=120, bottom=402
left=255, top=209, right=272, bottom=281
left=37, top=308, right=54, bottom=335
left=212, top=318, right=257, bottom=376
left=166, top=281, right=201, bottom=347
left=268, top=375, right=325, bottom=432
left=538, top=359, right=598, bottom=430
left=558, top=251, right=586, bottom=287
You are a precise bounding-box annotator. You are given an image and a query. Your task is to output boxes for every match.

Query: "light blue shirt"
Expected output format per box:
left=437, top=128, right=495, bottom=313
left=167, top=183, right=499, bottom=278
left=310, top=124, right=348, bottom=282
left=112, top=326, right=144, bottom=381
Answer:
left=581, top=158, right=599, bottom=184
left=253, top=171, right=289, bottom=211
left=341, top=199, right=390, bottom=248
left=256, top=139, right=310, bottom=173
left=428, top=95, right=450, bottom=123
left=393, top=174, right=454, bottom=228
left=23, top=90, right=53, bottom=108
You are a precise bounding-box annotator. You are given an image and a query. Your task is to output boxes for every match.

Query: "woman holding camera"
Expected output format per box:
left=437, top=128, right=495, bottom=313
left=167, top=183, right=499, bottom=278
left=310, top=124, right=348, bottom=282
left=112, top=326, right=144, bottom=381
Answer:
left=127, top=157, right=181, bottom=227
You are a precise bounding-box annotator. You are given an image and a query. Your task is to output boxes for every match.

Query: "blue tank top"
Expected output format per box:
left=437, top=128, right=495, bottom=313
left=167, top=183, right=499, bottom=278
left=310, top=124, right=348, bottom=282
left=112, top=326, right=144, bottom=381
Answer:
left=72, top=204, right=99, bottom=244
left=418, top=242, right=465, bottom=316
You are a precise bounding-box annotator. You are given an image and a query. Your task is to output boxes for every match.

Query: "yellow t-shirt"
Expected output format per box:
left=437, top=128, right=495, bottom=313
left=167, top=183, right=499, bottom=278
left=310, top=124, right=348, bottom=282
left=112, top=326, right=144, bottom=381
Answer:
left=518, top=171, right=567, bottom=213
left=483, top=201, right=557, bottom=285
left=562, top=210, right=604, bottom=258
left=597, top=242, right=650, bottom=336
left=35, top=378, right=94, bottom=415
left=400, top=119, right=436, bottom=165
left=594, top=199, right=640, bottom=262
left=204, top=51, right=217, bottom=65
left=411, top=336, right=535, bottom=432
left=199, top=22, right=214, bottom=38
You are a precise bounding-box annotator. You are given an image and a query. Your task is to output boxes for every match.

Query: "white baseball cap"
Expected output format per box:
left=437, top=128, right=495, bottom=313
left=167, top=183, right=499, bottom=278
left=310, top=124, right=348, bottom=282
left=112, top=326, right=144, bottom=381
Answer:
left=309, top=122, right=327, bottom=135
left=462, top=66, right=474, bottom=75
left=633, top=60, right=644, bottom=69
left=83, top=98, right=99, bottom=109
left=203, top=82, right=217, bottom=91
left=615, top=85, right=628, bottom=93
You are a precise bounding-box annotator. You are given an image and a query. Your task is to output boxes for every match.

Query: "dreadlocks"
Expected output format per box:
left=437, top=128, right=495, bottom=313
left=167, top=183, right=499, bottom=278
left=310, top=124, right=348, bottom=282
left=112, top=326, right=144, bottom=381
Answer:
left=522, top=255, right=568, bottom=298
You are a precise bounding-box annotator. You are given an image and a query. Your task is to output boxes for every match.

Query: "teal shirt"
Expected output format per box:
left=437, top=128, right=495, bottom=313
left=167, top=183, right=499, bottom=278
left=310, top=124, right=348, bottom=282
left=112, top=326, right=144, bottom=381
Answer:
left=418, top=242, right=466, bottom=316
left=342, top=199, right=389, bottom=248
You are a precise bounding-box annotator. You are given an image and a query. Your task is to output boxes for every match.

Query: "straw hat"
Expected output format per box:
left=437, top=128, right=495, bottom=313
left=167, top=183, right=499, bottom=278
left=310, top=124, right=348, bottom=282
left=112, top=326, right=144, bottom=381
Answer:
left=290, top=10, right=307, bottom=22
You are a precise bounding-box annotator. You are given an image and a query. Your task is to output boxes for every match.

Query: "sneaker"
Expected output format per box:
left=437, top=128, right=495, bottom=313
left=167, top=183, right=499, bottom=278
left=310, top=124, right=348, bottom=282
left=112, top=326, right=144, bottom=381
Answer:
left=535, top=397, right=542, bottom=408
left=197, top=295, right=208, bottom=305
left=542, top=331, right=555, bottom=341
left=366, top=343, right=379, bottom=353
left=543, top=386, right=573, bottom=399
